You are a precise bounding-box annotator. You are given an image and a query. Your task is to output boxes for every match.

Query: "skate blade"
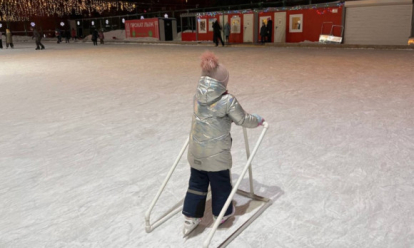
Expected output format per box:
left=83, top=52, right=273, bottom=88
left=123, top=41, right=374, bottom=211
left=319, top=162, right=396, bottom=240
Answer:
left=183, top=225, right=198, bottom=237
left=183, top=228, right=194, bottom=237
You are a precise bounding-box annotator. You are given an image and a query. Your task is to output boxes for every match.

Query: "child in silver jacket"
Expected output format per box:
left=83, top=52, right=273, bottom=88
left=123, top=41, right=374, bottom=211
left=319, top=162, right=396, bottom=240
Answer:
left=183, top=51, right=264, bottom=236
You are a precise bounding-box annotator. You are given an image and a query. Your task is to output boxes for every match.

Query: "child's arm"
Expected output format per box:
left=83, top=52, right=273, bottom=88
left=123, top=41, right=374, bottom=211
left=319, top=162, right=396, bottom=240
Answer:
left=226, top=95, right=264, bottom=128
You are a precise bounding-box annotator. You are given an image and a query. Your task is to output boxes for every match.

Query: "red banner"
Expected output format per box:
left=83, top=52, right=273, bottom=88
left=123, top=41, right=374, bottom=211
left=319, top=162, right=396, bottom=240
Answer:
left=125, top=18, right=159, bottom=39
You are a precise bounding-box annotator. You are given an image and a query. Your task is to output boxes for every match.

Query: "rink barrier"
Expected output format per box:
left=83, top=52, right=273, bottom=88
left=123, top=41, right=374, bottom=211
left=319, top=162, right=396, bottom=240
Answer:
left=145, top=122, right=270, bottom=248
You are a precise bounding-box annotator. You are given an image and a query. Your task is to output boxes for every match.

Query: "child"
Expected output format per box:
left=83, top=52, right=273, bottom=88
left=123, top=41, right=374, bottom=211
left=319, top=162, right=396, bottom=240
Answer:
left=182, top=51, right=264, bottom=236
left=98, top=30, right=105, bottom=44
left=224, top=22, right=231, bottom=44
left=71, top=28, right=76, bottom=41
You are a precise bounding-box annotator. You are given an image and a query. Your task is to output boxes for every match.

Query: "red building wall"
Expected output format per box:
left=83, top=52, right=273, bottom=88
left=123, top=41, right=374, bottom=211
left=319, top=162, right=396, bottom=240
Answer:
left=195, top=5, right=343, bottom=43
left=285, top=6, right=343, bottom=43
left=182, top=32, right=197, bottom=41
left=197, top=14, right=220, bottom=42
left=196, top=13, right=246, bottom=43
left=257, top=5, right=343, bottom=43
left=125, top=18, right=160, bottom=39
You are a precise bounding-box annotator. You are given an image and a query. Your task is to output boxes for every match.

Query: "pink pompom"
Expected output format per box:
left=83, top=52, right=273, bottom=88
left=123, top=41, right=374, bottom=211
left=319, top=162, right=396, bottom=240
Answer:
left=200, top=51, right=219, bottom=72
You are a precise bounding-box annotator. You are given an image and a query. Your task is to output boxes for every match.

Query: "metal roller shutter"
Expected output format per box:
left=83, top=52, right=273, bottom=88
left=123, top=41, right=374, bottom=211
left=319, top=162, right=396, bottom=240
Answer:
left=344, top=1, right=413, bottom=45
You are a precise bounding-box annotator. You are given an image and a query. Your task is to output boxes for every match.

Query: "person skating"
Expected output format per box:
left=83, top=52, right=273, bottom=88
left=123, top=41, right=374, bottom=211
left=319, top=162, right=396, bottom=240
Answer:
left=212, top=21, right=224, bottom=47
left=71, top=28, right=76, bottom=41
left=0, top=32, right=3, bottom=49
left=32, top=28, right=45, bottom=50
left=65, top=30, right=71, bottom=43
left=55, top=28, right=62, bottom=43
left=182, top=51, right=265, bottom=236
left=91, top=29, right=98, bottom=46
left=6, top=29, right=14, bottom=48
left=98, top=30, right=104, bottom=44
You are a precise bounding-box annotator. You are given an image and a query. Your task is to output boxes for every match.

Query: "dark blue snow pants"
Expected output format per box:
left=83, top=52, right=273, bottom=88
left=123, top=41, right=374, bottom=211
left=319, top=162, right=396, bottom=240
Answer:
left=183, top=168, right=234, bottom=218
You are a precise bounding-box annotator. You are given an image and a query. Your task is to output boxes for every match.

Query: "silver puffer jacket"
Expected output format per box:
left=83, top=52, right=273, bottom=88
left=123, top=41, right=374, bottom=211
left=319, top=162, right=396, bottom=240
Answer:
left=187, top=76, right=260, bottom=172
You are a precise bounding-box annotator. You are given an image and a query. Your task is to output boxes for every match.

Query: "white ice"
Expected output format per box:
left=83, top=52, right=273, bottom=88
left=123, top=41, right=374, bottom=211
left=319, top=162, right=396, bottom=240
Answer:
left=1, top=42, right=414, bottom=248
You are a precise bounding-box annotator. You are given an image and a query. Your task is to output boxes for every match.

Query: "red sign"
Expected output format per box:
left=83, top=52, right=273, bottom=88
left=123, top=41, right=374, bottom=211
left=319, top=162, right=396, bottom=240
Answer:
left=125, top=18, right=159, bottom=39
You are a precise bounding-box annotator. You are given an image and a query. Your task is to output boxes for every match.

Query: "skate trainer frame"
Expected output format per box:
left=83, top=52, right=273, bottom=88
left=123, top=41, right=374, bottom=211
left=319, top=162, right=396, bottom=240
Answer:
left=145, top=122, right=270, bottom=248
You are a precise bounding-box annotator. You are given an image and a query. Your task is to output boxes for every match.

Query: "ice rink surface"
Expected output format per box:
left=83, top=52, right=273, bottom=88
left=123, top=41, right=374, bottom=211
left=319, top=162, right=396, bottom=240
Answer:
left=1, top=42, right=414, bottom=248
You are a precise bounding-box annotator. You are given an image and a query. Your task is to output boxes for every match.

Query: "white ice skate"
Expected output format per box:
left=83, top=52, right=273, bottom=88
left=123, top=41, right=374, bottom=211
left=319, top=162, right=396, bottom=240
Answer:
left=183, top=216, right=202, bottom=237
left=213, top=204, right=235, bottom=225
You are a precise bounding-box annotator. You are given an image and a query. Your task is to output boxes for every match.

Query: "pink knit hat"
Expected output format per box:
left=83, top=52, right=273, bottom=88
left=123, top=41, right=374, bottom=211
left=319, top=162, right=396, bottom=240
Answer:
left=200, top=51, right=229, bottom=87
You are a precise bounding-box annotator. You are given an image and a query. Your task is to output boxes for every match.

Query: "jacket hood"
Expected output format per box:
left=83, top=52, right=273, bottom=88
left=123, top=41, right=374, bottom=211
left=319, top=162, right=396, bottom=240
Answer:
left=196, top=76, right=227, bottom=104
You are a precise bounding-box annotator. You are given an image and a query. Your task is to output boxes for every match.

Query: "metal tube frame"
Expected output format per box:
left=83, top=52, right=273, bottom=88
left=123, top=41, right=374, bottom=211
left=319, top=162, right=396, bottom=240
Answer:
left=144, top=137, right=189, bottom=233
left=243, top=126, right=255, bottom=197
left=145, top=122, right=270, bottom=248
left=203, top=122, right=269, bottom=247
left=331, top=25, right=344, bottom=38
left=320, top=22, right=333, bottom=36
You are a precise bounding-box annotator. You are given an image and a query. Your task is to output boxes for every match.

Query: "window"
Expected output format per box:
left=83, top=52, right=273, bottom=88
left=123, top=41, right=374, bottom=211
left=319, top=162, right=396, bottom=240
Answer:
left=198, top=19, right=207, bottom=33
left=289, top=14, right=303, bottom=33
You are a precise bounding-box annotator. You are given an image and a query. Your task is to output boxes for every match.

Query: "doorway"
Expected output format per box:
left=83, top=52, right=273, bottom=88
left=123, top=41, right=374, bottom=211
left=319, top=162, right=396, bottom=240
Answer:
left=274, top=12, right=286, bottom=43
left=243, top=14, right=254, bottom=43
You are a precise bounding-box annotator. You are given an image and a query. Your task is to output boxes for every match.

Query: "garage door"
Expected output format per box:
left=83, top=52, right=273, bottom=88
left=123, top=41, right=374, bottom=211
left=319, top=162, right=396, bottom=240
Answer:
left=344, top=1, right=413, bottom=45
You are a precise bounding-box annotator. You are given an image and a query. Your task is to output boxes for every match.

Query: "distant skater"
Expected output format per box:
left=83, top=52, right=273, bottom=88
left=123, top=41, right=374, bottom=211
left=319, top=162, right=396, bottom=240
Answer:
left=98, top=30, right=105, bottom=44
left=55, top=29, right=62, bottom=43
left=212, top=21, right=224, bottom=47
left=224, top=22, right=230, bottom=44
left=65, top=30, right=71, bottom=43
left=71, top=28, right=76, bottom=41
left=92, top=29, right=98, bottom=46
left=6, top=29, right=14, bottom=48
left=32, top=28, right=45, bottom=50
